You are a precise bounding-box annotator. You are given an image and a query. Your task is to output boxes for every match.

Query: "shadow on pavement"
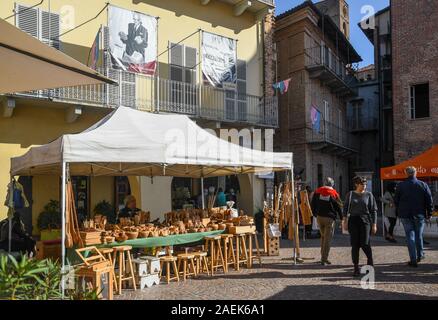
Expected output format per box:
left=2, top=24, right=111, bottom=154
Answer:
left=265, top=284, right=436, bottom=300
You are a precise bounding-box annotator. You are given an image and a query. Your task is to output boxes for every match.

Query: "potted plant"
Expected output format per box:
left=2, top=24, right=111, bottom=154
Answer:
left=37, top=200, right=62, bottom=241
left=93, top=200, right=116, bottom=224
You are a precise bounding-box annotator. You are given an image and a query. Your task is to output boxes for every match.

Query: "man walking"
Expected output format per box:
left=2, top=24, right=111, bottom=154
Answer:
left=311, top=177, right=343, bottom=266
left=394, top=166, right=433, bottom=268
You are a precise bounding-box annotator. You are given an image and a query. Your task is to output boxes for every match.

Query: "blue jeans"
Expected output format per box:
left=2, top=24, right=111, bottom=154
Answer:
left=401, top=217, right=425, bottom=263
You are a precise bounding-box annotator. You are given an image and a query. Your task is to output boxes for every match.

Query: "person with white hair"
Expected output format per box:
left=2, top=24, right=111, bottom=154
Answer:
left=311, top=177, right=343, bottom=266
left=394, top=166, right=433, bottom=268
left=117, top=195, right=141, bottom=222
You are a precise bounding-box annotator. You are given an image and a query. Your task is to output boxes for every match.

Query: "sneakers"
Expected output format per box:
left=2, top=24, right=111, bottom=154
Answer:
left=408, top=261, right=418, bottom=268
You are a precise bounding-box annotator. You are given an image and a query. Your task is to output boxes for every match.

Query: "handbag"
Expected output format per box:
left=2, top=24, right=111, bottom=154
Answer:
left=342, top=191, right=353, bottom=235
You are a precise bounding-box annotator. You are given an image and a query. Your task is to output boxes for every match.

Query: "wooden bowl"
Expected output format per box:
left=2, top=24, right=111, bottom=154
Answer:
left=105, top=236, right=115, bottom=244
left=116, top=235, right=128, bottom=242
left=211, top=224, right=219, bottom=231
left=218, top=224, right=226, bottom=230
left=138, top=231, right=150, bottom=238
left=126, top=231, right=138, bottom=240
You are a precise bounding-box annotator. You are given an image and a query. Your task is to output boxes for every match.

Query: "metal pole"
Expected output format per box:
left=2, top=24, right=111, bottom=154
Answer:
left=290, top=157, right=297, bottom=265
left=201, top=177, right=205, bottom=210
left=381, top=179, right=385, bottom=238
left=61, top=161, right=67, bottom=298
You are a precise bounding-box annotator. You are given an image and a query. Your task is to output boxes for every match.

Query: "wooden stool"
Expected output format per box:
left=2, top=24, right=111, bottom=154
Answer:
left=75, top=247, right=114, bottom=300
left=112, top=246, right=137, bottom=295
left=220, top=234, right=235, bottom=272
left=246, top=231, right=262, bottom=268
left=204, top=235, right=225, bottom=275
left=177, top=253, right=197, bottom=281
left=98, top=248, right=118, bottom=292
left=234, top=234, right=248, bottom=271
left=193, top=251, right=210, bottom=276
left=159, top=256, right=179, bottom=284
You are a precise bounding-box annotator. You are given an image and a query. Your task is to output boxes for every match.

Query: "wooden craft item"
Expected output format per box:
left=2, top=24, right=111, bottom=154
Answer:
left=299, top=190, right=313, bottom=226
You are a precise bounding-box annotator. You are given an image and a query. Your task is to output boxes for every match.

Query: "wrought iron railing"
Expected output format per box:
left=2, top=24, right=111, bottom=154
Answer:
left=306, top=120, right=359, bottom=151
left=305, top=46, right=357, bottom=85
left=13, top=68, right=278, bottom=127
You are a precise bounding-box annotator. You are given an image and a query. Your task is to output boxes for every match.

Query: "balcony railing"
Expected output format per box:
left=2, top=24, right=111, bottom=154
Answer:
left=306, top=121, right=359, bottom=153
left=305, top=46, right=357, bottom=96
left=347, top=116, right=379, bottom=132
left=14, top=68, right=278, bottom=128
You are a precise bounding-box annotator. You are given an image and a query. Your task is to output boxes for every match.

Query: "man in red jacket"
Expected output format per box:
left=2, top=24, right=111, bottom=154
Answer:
left=311, top=177, right=343, bottom=265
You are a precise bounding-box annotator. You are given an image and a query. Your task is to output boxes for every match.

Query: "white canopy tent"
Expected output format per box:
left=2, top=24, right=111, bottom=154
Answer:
left=11, top=107, right=293, bottom=177
left=10, top=107, right=295, bottom=291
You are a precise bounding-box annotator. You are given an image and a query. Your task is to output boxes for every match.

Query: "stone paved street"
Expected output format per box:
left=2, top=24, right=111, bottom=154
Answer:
left=117, top=233, right=438, bottom=300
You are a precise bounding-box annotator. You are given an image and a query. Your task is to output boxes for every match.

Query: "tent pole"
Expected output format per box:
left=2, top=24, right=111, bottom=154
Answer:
left=201, top=177, right=205, bottom=210
left=290, top=161, right=297, bottom=265
left=380, top=179, right=385, bottom=238
left=61, top=161, right=67, bottom=298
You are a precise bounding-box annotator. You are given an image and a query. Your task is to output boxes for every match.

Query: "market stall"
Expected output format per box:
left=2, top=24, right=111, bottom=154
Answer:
left=380, top=145, right=438, bottom=238
left=10, top=106, right=295, bottom=294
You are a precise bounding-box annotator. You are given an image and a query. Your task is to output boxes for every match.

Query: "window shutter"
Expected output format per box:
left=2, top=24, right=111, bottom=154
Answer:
left=41, top=10, right=60, bottom=49
left=170, top=43, right=184, bottom=66
left=236, top=60, right=247, bottom=121
left=121, top=71, right=136, bottom=108
left=16, top=4, right=39, bottom=38
left=103, top=26, right=112, bottom=70
left=185, top=46, right=197, bottom=84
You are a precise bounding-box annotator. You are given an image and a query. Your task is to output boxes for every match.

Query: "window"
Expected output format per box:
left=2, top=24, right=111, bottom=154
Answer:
left=15, top=4, right=60, bottom=49
left=169, top=43, right=197, bottom=114
left=410, top=83, right=430, bottom=119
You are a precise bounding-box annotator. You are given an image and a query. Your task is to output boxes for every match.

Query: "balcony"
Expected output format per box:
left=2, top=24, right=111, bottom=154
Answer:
left=305, top=46, right=358, bottom=97
left=347, top=116, right=379, bottom=132
left=306, top=121, right=358, bottom=156
left=13, top=68, right=278, bottom=128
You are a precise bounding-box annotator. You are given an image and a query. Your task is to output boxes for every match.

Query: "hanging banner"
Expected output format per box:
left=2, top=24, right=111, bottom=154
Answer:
left=201, top=31, right=237, bottom=88
left=108, top=5, right=157, bottom=75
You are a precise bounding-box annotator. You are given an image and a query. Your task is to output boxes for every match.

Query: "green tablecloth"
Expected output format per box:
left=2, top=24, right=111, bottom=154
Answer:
left=67, top=230, right=225, bottom=265
left=100, top=230, right=225, bottom=249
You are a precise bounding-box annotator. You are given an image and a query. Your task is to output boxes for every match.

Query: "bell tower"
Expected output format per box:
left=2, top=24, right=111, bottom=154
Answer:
left=315, top=0, right=350, bottom=39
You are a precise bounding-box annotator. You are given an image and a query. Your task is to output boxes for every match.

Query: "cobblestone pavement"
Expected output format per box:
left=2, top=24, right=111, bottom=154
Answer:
left=116, top=234, right=438, bottom=300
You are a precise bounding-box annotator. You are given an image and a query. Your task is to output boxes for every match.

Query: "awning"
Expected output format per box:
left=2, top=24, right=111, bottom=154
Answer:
left=11, top=106, right=293, bottom=178
left=0, top=18, right=115, bottom=94
left=381, top=145, right=438, bottom=180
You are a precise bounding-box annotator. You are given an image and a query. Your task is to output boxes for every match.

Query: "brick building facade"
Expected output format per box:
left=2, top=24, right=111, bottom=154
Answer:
left=274, top=0, right=361, bottom=195
left=392, top=0, right=438, bottom=162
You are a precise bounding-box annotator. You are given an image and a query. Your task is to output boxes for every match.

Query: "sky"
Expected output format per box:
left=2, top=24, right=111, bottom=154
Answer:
left=275, top=0, right=390, bottom=67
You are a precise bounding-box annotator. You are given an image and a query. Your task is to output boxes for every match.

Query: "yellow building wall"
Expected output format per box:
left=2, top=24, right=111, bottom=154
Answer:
left=1, top=0, right=263, bottom=96
left=0, top=104, right=111, bottom=229
left=0, top=0, right=266, bottom=229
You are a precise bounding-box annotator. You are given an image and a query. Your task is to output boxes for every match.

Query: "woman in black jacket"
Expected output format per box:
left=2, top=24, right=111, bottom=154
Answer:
left=342, top=176, right=378, bottom=277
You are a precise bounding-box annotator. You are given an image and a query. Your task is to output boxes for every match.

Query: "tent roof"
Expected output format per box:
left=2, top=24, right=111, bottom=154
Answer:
left=381, top=145, right=438, bottom=180
left=0, top=18, right=115, bottom=94
left=11, top=107, right=293, bottom=178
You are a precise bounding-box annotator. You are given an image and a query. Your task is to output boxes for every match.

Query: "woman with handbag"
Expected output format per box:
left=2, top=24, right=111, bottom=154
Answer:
left=381, top=183, right=398, bottom=243
left=342, top=176, right=378, bottom=277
